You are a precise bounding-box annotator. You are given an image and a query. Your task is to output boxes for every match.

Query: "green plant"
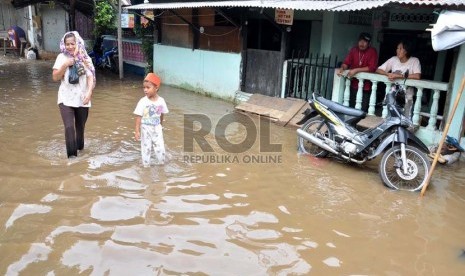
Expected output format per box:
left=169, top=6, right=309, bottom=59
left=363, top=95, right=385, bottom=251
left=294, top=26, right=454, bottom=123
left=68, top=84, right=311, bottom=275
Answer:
left=134, top=21, right=155, bottom=74
left=94, top=0, right=117, bottom=38
left=141, top=38, right=154, bottom=74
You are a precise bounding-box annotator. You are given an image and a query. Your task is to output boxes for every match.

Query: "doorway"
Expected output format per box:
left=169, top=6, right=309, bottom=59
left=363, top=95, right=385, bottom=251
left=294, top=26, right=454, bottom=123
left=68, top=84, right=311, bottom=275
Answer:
left=378, top=29, right=439, bottom=81
left=378, top=29, right=454, bottom=118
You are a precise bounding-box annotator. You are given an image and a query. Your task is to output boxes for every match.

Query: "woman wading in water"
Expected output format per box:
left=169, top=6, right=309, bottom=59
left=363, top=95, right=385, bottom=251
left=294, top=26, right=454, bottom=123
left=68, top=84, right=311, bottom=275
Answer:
left=52, top=31, right=96, bottom=158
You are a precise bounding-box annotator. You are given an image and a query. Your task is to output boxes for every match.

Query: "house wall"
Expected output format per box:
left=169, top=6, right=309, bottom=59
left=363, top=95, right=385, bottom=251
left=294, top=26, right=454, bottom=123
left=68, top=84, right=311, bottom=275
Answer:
left=320, top=12, right=379, bottom=63
left=162, top=8, right=192, bottom=48
left=0, top=2, right=29, bottom=49
left=293, top=10, right=323, bottom=21
left=1, top=2, right=66, bottom=52
left=0, top=2, right=27, bottom=31
left=385, top=9, right=437, bottom=31
left=153, top=44, right=241, bottom=100
left=316, top=8, right=438, bottom=67
left=320, top=12, right=334, bottom=56
left=39, top=5, right=67, bottom=52
left=309, top=20, right=322, bottom=54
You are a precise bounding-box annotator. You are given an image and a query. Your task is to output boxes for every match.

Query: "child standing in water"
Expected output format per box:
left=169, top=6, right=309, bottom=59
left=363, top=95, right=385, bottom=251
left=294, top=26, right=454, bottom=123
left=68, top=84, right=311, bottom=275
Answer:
left=134, top=73, right=169, bottom=166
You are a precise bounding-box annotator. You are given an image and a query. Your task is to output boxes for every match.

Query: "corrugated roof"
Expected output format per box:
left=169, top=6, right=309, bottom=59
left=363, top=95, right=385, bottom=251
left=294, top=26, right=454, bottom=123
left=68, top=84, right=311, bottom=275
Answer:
left=126, top=0, right=465, bottom=12
left=11, top=0, right=131, bottom=16
left=402, top=0, right=465, bottom=6
left=11, top=0, right=95, bottom=16
left=126, top=1, right=389, bottom=12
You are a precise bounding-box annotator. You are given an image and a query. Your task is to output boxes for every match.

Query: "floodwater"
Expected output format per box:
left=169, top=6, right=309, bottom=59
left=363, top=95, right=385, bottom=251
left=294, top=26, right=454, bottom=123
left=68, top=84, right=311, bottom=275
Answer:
left=1, top=58, right=465, bottom=275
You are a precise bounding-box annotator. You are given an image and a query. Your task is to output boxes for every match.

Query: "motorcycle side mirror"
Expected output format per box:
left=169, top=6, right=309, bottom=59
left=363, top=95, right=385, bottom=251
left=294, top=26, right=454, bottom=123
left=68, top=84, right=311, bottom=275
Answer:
left=404, top=70, right=409, bottom=79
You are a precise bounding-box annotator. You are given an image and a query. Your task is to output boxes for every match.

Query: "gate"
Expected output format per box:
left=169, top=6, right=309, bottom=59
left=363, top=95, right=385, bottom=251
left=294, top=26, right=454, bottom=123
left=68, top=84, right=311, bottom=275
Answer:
left=285, top=51, right=339, bottom=100
left=244, top=49, right=281, bottom=97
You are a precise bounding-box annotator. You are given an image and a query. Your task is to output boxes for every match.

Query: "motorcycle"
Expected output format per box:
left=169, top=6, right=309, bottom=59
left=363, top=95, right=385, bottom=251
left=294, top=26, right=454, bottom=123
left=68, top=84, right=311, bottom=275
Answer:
left=296, top=75, right=431, bottom=191
left=88, top=37, right=119, bottom=74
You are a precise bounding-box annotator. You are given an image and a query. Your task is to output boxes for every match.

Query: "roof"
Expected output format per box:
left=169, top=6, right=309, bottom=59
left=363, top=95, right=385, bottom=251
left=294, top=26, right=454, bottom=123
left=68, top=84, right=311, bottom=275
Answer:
left=11, top=0, right=133, bottom=17
left=405, top=0, right=465, bottom=6
left=125, top=0, right=465, bottom=12
left=11, top=0, right=95, bottom=16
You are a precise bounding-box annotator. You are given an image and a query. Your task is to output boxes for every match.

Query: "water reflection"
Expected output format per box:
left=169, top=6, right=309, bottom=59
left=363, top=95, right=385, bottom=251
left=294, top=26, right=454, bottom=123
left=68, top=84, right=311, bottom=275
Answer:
left=5, top=204, right=52, bottom=229
left=1, top=59, right=465, bottom=275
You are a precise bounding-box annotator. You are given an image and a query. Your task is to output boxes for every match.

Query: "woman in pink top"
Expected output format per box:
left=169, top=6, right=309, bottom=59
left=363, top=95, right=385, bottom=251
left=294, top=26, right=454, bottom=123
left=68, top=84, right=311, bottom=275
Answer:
left=376, top=40, right=421, bottom=118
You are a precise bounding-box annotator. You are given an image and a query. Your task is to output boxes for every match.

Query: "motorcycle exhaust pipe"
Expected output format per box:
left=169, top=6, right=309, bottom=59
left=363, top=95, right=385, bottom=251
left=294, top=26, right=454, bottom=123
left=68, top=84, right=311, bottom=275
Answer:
left=297, top=129, right=366, bottom=164
left=297, top=129, right=339, bottom=155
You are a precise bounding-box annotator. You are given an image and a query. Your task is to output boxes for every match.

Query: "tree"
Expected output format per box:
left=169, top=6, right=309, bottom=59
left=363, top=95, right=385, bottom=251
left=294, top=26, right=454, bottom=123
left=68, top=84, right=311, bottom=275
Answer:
left=134, top=20, right=155, bottom=74
left=94, top=0, right=117, bottom=38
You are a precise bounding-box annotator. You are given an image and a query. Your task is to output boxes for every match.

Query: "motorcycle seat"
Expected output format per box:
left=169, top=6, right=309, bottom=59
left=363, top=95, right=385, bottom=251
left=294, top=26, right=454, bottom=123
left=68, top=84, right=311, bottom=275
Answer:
left=315, top=95, right=366, bottom=118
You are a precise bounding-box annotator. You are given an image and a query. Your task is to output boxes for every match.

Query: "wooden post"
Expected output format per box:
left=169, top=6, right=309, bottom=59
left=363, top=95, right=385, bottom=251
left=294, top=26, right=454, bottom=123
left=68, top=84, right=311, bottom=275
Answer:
left=69, top=0, right=76, bottom=30
left=278, top=29, right=288, bottom=97
left=118, top=0, right=123, bottom=79
left=240, top=12, right=248, bottom=92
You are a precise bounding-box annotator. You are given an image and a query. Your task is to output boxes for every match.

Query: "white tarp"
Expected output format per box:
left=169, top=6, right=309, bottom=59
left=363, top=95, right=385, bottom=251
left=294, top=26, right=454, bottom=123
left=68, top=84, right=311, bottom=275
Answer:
left=431, top=10, right=465, bottom=51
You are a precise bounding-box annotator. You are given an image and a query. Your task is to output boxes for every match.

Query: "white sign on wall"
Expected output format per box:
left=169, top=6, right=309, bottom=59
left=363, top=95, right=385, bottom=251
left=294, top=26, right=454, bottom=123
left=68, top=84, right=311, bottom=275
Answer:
left=275, top=9, right=294, bottom=25
left=121, top=14, right=134, bottom=28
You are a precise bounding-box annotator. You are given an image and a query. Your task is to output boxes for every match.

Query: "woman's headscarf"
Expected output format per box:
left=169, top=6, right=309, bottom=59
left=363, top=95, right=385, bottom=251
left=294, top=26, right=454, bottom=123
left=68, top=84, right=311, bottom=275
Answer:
left=60, top=31, right=96, bottom=87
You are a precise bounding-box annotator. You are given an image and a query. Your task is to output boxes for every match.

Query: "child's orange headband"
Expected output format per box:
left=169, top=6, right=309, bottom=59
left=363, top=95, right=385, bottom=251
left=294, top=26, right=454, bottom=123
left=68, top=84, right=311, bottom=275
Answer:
left=144, top=73, right=161, bottom=87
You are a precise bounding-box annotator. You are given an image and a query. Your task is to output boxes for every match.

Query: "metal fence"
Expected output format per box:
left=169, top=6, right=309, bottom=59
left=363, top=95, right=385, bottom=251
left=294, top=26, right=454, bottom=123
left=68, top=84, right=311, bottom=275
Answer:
left=284, top=51, right=339, bottom=100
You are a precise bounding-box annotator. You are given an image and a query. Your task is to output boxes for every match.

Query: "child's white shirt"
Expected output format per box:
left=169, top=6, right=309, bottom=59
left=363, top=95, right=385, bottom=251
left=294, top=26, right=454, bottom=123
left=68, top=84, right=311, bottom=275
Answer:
left=133, top=96, right=169, bottom=126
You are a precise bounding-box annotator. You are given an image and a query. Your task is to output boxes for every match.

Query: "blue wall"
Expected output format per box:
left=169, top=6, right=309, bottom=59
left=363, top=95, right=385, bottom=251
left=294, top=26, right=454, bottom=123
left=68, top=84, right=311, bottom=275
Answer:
left=124, top=63, right=145, bottom=76
left=153, top=44, right=242, bottom=101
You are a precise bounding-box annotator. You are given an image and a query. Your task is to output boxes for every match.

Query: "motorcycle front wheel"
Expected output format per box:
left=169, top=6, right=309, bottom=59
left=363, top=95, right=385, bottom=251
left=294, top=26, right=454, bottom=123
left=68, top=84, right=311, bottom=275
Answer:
left=297, top=116, right=333, bottom=157
left=379, top=145, right=431, bottom=191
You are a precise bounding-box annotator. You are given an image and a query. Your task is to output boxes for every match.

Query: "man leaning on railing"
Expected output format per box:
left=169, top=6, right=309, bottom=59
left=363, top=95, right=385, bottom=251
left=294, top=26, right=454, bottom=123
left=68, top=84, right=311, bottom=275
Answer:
left=336, top=32, right=378, bottom=112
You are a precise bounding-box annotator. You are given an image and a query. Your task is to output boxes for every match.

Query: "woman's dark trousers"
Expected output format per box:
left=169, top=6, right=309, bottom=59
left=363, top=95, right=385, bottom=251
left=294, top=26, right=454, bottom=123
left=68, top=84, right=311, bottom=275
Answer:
left=59, top=104, right=89, bottom=158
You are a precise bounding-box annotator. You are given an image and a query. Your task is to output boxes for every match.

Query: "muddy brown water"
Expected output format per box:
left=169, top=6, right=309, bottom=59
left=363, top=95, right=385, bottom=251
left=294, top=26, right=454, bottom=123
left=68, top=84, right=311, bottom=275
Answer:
left=0, top=59, right=465, bottom=275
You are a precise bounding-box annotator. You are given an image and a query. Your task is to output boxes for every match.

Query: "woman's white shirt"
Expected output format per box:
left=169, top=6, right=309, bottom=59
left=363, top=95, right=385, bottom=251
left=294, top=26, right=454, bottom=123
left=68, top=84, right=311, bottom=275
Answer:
left=378, top=56, right=421, bottom=76
left=53, top=53, right=91, bottom=108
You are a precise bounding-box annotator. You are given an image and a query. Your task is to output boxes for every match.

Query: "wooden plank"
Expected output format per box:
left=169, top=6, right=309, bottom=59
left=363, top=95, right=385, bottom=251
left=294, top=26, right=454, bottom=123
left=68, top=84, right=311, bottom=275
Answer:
left=246, top=94, right=300, bottom=112
left=286, top=103, right=312, bottom=128
left=357, top=115, right=384, bottom=130
left=237, top=93, right=395, bottom=133
left=0, top=31, right=9, bottom=56
left=235, top=109, right=278, bottom=122
left=235, top=94, right=295, bottom=120
left=276, top=98, right=307, bottom=126
left=235, top=102, right=285, bottom=120
left=19, top=37, right=27, bottom=56
left=235, top=93, right=312, bottom=128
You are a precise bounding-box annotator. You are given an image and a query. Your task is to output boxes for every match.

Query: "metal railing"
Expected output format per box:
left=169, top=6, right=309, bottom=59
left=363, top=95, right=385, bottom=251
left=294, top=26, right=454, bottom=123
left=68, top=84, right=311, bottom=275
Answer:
left=333, top=71, right=449, bottom=130
left=283, top=51, right=339, bottom=100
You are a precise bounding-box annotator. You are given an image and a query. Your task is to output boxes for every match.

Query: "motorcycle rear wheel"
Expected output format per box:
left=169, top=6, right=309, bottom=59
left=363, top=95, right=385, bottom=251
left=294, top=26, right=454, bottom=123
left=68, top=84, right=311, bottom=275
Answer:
left=297, top=116, right=333, bottom=157
left=379, top=145, right=431, bottom=191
